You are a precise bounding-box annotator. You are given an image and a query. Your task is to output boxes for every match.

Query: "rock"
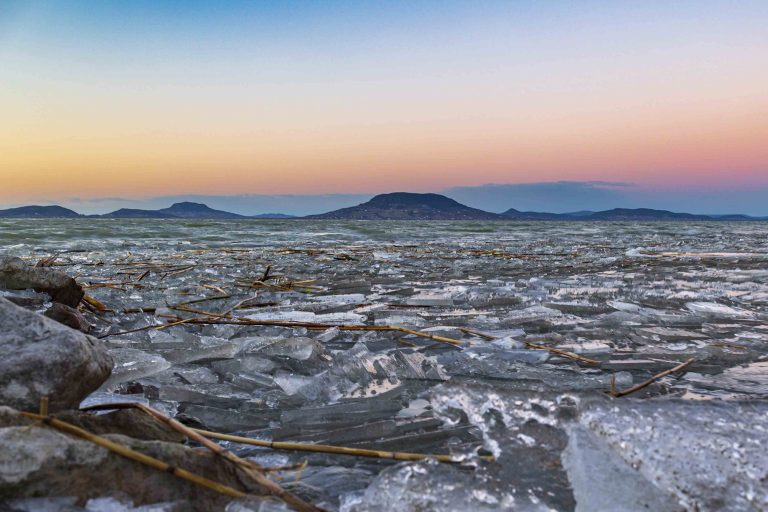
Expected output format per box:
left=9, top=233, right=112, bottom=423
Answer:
left=0, top=406, right=34, bottom=428
left=0, top=298, right=113, bottom=413
left=44, top=303, right=92, bottom=333
left=0, top=290, right=50, bottom=309
left=53, top=409, right=185, bottom=443
left=0, top=256, right=84, bottom=307
left=0, top=405, right=182, bottom=443
left=0, top=420, right=265, bottom=511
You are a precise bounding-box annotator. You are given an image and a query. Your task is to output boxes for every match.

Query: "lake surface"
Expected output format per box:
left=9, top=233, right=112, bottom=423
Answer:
left=2, top=219, right=767, bottom=510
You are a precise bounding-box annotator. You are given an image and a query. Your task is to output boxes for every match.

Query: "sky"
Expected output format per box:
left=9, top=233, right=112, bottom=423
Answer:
left=1, top=1, right=767, bottom=213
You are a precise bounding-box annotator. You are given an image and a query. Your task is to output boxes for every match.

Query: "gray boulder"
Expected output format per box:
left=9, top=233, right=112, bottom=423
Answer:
left=0, top=298, right=112, bottom=412
left=0, top=406, right=182, bottom=442
left=0, top=256, right=84, bottom=307
left=0, top=416, right=264, bottom=510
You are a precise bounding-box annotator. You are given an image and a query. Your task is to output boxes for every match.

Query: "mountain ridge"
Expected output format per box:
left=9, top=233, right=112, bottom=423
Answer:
left=0, top=205, right=81, bottom=218
left=158, top=202, right=246, bottom=219
left=1, top=194, right=767, bottom=220
left=305, top=192, right=501, bottom=220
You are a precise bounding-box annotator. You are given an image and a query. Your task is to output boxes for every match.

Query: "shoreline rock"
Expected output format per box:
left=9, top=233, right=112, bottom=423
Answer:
left=0, top=298, right=113, bottom=413
left=0, top=256, right=84, bottom=307
left=0, top=414, right=265, bottom=511
left=44, top=303, right=92, bottom=333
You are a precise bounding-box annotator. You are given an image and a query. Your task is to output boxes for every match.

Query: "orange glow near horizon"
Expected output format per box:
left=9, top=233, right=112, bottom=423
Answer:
left=2, top=92, right=766, bottom=202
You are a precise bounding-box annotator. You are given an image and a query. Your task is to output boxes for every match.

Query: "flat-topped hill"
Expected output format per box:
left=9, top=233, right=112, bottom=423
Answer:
left=0, top=205, right=81, bottom=218
left=306, top=192, right=501, bottom=220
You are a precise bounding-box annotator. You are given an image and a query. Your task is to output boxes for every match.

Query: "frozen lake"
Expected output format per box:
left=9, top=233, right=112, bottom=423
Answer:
left=2, top=219, right=767, bottom=511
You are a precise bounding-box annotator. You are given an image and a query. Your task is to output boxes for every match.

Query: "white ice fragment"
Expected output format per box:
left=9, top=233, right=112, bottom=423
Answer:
left=562, top=426, right=679, bottom=512
left=102, top=348, right=171, bottom=387
left=80, top=391, right=150, bottom=409
left=490, top=335, right=524, bottom=350
left=686, top=361, right=768, bottom=395
left=556, top=341, right=611, bottom=354
left=251, top=337, right=322, bottom=361
left=316, top=326, right=341, bottom=342
left=246, top=310, right=366, bottom=324
left=373, top=314, right=426, bottom=328
left=665, top=342, right=692, bottom=351
left=638, top=327, right=705, bottom=339
left=406, top=294, right=454, bottom=307
left=395, top=398, right=431, bottom=420
left=608, top=301, right=641, bottom=312
left=578, top=399, right=768, bottom=510
left=506, top=305, right=562, bottom=322
left=311, top=293, right=366, bottom=305
left=86, top=497, right=180, bottom=511
left=686, top=302, right=753, bottom=318
left=372, top=251, right=398, bottom=261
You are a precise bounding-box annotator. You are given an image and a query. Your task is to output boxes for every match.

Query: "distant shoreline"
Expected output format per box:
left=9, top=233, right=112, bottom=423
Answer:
left=3, top=216, right=768, bottom=223
left=2, top=193, right=767, bottom=221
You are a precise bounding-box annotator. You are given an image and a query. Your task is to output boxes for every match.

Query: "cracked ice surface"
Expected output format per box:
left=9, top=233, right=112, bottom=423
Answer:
left=1, top=219, right=767, bottom=511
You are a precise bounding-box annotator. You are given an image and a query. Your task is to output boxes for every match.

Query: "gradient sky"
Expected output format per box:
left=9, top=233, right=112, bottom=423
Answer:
left=1, top=1, right=767, bottom=209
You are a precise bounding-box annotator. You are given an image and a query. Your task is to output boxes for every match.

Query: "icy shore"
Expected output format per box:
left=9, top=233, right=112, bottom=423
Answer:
left=1, top=219, right=767, bottom=511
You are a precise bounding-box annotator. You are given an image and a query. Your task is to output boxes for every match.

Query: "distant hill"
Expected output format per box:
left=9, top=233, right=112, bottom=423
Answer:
left=500, top=207, right=760, bottom=221
left=101, top=202, right=246, bottom=219
left=157, top=202, right=246, bottom=219
left=306, top=192, right=501, bottom=220
left=585, top=208, right=711, bottom=221
left=101, top=208, right=178, bottom=219
left=501, top=208, right=565, bottom=220
left=562, top=210, right=595, bottom=217
left=251, top=213, right=297, bottom=219
left=708, top=214, right=761, bottom=221
left=0, top=205, right=80, bottom=218
left=99, top=202, right=296, bottom=219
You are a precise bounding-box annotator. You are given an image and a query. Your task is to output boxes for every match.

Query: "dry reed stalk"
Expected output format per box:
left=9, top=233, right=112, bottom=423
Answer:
left=180, top=318, right=465, bottom=347
left=82, top=294, right=109, bottom=311
left=82, top=403, right=322, bottom=512
left=239, top=279, right=322, bottom=292
left=39, top=396, right=49, bottom=416
left=171, top=295, right=232, bottom=307
left=36, top=254, right=59, bottom=267
left=101, top=306, right=591, bottom=363
left=98, top=317, right=196, bottom=338
left=611, top=358, right=695, bottom=397
left=155, top=317, right=200, bottom=331
left=523, top=341, right=600, bottom=365
left=458, top=327, right=496, bottom=340
left=202, top=284, right=229, bottom=294
left=83, top=283, right=144, bottom=289
left=456, top=327, right=599, bottom=365
left=390, top=326, right=464, bottom=346
left=191, top=429, right=487, bottom=464
left=171, top=305, right=229, bottom=317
